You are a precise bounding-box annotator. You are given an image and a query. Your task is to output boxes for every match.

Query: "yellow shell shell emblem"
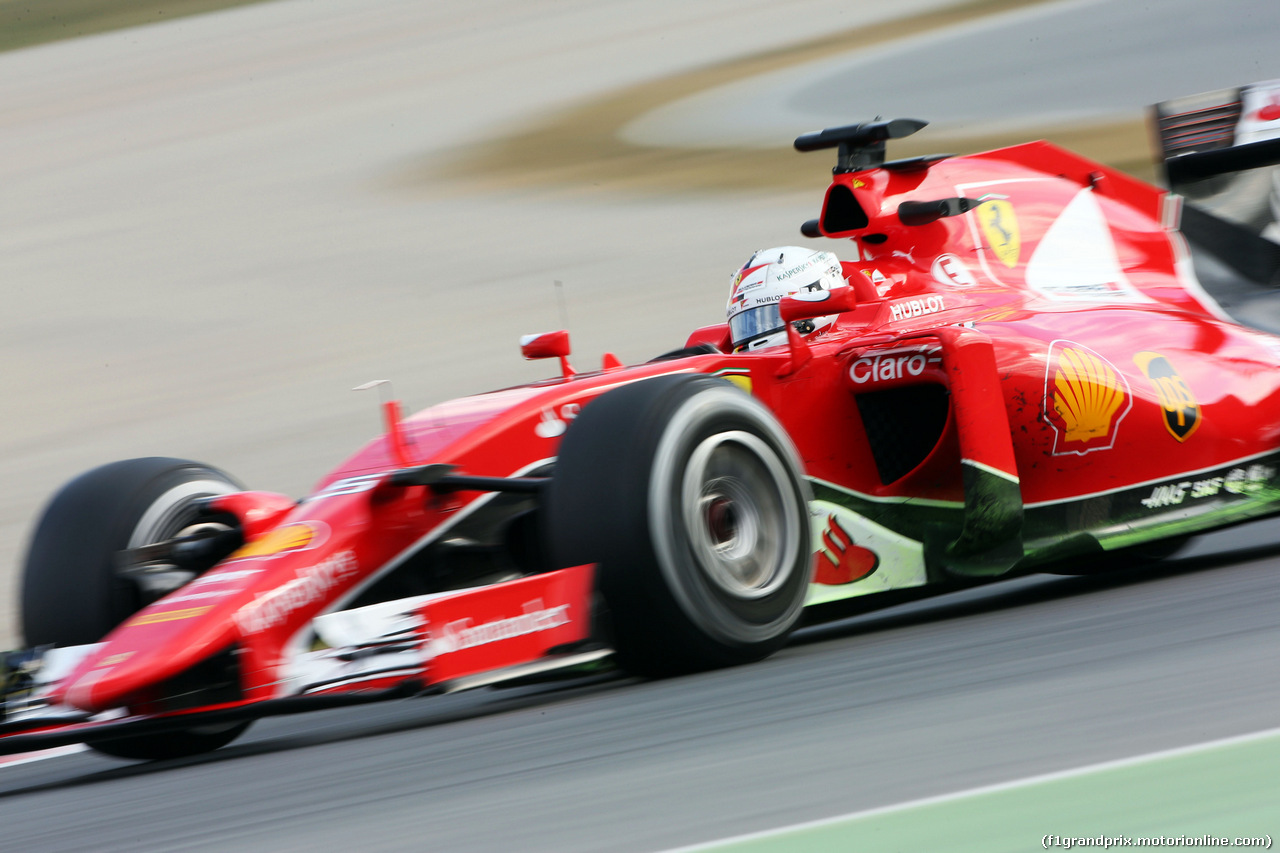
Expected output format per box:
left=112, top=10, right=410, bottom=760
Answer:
left=1045, top=343, right=1131, bottom=455
left=979, top=200, right=1020, bottom=268
left=229, top=522, right=318, bottom=560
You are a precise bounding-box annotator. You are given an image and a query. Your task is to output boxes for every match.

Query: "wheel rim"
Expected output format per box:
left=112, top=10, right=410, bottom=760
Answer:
left=682, top=431, right=799, bottom=600
left=127, top=477, right=238, bottom=598
left=128, top=478, right=238, bottom=547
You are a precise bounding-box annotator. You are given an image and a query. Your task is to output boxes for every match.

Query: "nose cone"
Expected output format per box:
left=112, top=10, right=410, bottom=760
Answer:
left=50, top=557, right=273, bottom=714
left=59, top=597, right=245, bottom=712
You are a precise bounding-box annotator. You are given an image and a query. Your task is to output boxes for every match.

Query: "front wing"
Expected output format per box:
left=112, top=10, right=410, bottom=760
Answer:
left=0, top=563, right=603, bottom=755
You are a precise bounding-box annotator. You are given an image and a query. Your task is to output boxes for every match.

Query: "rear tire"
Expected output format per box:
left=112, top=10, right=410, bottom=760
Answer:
left=21, top=457, right=252, bottom=760
left=546, top=375, right=812, bottom=676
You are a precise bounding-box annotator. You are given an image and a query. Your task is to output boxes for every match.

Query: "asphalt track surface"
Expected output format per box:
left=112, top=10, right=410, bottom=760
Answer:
left=1, top=0, right=1279, bottom=850
left=1, top=542, right=1278, bottom=852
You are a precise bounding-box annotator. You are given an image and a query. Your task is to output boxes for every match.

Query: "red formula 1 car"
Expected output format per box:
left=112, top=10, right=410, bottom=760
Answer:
left=6, top=97, right=1280, bottom=761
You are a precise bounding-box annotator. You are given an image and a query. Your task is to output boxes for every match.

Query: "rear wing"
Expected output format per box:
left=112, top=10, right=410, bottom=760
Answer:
left=1151, top=81, right=1280, bottom=321
left=1152, top=81, right=1280, bottom=231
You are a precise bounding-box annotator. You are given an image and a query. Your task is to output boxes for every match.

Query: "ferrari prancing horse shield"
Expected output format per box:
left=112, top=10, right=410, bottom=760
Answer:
left=979, top=199, right=1020, bottom=268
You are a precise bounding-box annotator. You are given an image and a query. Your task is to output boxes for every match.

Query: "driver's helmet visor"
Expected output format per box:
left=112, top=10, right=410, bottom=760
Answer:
left=730, top=303, right=783, bottom=348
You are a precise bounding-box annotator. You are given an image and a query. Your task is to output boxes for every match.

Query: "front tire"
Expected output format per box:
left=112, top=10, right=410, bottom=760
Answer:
left=546, top=375, right=813, bottom=676
left=21, top=457, right=252, bottom=760
left=87, top=722, right=250, bottom=762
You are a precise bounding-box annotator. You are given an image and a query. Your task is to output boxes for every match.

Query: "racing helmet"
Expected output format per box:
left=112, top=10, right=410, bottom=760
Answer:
left=726, top=246, right=847, bottom=350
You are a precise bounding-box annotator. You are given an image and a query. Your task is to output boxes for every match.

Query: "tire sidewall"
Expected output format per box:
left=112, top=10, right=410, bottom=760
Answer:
left=646, top=383, right=812, bottom=648
left=546, top=374, right=813, bottom=674
left=21, top=458, right=242, bottom=647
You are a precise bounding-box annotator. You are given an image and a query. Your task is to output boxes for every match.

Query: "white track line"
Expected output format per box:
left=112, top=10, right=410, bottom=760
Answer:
left=0, top=744, right=87, bottom=769
left=661, top=724, right=1280, bottom=852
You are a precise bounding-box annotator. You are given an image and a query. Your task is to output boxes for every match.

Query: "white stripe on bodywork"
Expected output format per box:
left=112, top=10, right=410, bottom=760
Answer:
left=961, top=458, right=1019, bottom=484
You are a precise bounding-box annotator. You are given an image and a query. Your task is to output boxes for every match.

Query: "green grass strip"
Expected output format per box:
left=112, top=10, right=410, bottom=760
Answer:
left=0, top=0, right=275, bottom=53
left=680, top=729, right=1280, bottom=852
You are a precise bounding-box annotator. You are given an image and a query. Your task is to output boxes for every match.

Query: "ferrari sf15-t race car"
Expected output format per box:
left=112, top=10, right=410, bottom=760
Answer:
left=6, top=94, right=1280, bottom=761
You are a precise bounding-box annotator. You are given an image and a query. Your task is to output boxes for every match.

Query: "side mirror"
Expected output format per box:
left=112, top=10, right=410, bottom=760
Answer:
left=898, top=196, right=980, bottom=226
left=775, top=287, right=858, bottom=378
left=520, top=330, right=575, bottom=378
left=779, top=286, right=858, bottom=324
left=520, top=330, right=570, bottom=359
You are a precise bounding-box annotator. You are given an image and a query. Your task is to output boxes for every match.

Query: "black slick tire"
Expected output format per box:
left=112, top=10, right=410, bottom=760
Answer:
left=20, top=457, right=251, bottom=760
left=546, top=375, right=812, bottom=676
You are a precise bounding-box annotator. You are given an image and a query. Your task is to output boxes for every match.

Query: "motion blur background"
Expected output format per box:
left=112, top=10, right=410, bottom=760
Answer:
left=2, top=0, right=1276, bottom=644
left=3, top=0, right=1277, bottom=645
left=0, top=1, right=1278, bottom=849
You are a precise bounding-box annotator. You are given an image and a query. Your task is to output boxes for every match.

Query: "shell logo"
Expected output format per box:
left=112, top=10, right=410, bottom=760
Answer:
left=228, top=522, right=325, bottom=561
left=1044, top=341, right=1132, bottom=456
left=979, top=200, right=1020, bottom=269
